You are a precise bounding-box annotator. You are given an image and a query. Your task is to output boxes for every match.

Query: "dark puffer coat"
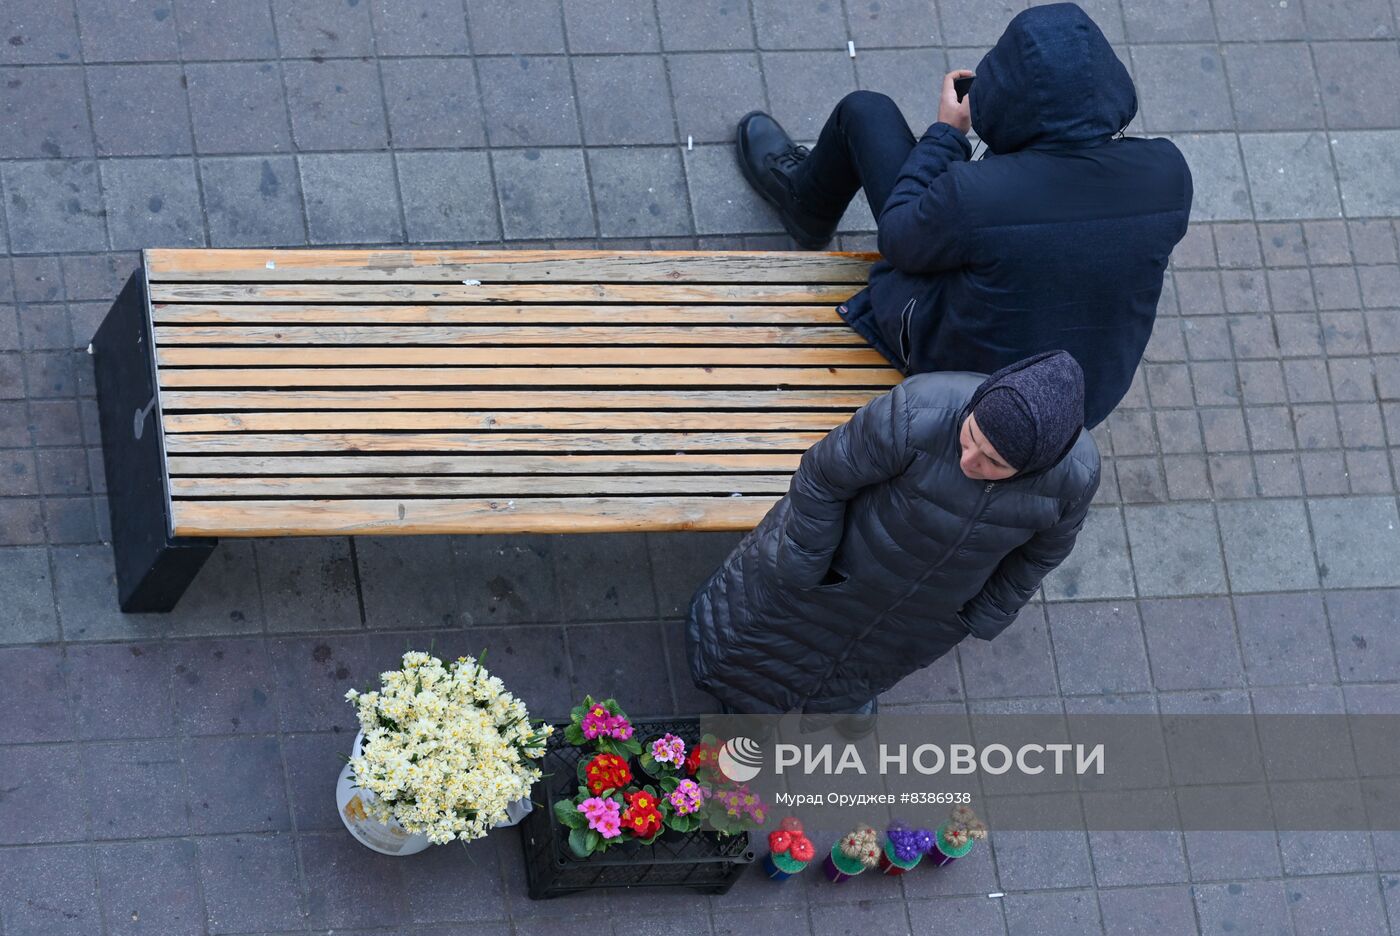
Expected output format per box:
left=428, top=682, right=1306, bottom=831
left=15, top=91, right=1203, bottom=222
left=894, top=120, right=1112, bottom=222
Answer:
left=686, top=371, right=1100, bottom=714
left=838, top=2, right=1192, bottom=428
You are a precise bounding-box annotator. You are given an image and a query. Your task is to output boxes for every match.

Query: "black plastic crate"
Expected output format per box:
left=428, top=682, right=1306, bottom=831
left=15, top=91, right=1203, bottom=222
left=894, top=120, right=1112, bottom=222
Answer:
left=520, top=717, right=755, bottom=899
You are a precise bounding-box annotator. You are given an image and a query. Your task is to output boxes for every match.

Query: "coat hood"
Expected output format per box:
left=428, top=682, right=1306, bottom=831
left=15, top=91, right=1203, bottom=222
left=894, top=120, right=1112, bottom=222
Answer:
left=971, top=2, right=1136, bottom=154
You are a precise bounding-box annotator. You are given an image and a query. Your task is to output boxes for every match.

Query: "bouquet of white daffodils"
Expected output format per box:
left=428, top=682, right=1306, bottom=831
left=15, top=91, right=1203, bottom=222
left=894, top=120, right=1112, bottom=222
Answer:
left=345, top=651, right=552, bottom=845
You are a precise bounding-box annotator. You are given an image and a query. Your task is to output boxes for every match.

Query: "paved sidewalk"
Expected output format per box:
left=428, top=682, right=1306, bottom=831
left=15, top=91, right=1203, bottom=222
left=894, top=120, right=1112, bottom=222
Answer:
left=3, top=0, right=1400, bottom=933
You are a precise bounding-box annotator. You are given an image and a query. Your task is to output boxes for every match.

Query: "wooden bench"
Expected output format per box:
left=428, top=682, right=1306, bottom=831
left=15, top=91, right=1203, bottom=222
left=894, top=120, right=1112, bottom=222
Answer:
left=92, top=248, right=899, bottom=612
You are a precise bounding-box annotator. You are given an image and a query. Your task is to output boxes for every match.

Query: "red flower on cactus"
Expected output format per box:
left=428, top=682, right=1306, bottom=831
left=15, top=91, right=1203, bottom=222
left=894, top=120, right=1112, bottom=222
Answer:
left=790, top=837, right=815, bottom=863
left=768, top=830, right=792, bottom=853
left=583, top=752, right=632, bottom=794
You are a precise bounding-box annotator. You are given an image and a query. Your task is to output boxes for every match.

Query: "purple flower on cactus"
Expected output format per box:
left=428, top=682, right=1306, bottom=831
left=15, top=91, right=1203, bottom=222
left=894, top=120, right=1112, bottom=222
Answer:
left=887, top=823, right=927, bottom=864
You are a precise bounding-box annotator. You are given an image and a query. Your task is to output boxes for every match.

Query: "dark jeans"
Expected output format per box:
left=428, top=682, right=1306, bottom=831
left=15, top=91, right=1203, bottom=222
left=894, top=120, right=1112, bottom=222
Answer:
left=791, top=90, right=918, bottom=222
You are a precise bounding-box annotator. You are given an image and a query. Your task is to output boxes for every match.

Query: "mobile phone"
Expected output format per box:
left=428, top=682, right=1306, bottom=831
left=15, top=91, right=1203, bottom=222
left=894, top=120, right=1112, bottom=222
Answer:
left=954, top=75, right=974, bottom=102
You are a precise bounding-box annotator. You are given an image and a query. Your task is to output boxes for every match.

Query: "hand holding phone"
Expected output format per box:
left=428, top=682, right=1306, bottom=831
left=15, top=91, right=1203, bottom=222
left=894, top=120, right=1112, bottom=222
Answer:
left=954, top=75, right=975, bottom=102
left=939, top=70, right=975, bottom=135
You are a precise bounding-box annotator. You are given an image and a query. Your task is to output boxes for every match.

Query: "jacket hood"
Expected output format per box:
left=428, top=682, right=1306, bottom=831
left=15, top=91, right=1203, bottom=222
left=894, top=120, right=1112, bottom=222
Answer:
left=971, top=2, right=1136, bottom=154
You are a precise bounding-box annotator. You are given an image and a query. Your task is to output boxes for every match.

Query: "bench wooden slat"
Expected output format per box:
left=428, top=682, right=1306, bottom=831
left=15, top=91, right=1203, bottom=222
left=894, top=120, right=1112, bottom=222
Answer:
left=163, top=431, right=825, bottom=454
left=146, top=249, right=877, bottom=284
left=157, top=366, right=903, bottom=389
left=162, top=410, right=850, bottom=433
left=170, top=474, right=794, bottom=498
left=159, top=388, right=888, bottom=411
left=156, top=346, right=889, bottom=368
left=153, top=324, right=861, bottom=345
left=151, top=304, right=849, bottom=325
left=148, top=282, right=861, bottom=305
left=169, top=496, right=777, bottom=536
left=165, top=453, right=804, bottom=476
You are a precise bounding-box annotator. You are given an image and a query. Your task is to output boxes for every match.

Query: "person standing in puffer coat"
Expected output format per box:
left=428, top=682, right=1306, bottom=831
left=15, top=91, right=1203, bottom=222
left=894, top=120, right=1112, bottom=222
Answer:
left=686, top=352, right=1099, bottom=715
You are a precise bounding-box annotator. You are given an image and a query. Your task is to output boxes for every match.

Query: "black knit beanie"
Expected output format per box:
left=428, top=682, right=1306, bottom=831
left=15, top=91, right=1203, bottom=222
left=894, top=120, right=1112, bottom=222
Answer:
left=970, top=351, right=1086, bottom=475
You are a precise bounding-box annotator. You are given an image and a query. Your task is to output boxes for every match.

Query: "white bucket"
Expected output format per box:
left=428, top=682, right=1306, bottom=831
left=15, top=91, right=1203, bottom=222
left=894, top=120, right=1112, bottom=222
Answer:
left=336, top=731, right=535, bottom=854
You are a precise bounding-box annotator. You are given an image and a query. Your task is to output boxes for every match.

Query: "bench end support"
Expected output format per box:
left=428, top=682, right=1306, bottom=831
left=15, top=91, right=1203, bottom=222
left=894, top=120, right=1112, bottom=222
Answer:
left=93, top=269, right=217, bottom=613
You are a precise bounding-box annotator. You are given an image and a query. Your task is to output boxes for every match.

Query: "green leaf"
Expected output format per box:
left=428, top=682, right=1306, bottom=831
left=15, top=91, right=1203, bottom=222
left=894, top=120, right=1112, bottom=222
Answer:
left=585, top=829, right=601, bottom=851
left=554, top=800, right=586, bottom=829
left=568, top=826, right=592, bottom=858
left=564, top=724, right=585, bottom=746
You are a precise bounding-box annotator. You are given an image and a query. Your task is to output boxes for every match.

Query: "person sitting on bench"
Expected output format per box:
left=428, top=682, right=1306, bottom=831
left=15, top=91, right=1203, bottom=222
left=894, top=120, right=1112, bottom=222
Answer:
left=736, top=1, right=1192, bottom=428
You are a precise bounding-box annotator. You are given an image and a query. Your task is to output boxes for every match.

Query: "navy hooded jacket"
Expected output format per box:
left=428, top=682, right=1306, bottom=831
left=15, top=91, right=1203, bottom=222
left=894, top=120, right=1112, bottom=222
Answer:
left=837, top=2, right=1192, bottom=428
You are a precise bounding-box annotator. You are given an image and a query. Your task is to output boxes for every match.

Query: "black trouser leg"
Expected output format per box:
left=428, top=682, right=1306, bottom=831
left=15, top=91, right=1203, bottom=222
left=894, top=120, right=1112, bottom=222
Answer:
left=790, top=90, right=919, bottom=222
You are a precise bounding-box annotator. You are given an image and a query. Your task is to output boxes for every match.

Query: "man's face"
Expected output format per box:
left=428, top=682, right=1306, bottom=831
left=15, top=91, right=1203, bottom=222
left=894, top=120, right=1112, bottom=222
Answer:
left=959, top=413, right=1018, bottom=481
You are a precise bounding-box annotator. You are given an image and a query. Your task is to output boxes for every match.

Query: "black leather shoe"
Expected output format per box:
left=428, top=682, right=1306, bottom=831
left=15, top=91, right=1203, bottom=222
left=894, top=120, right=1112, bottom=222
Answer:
left=736, top=111, right=840, bottom=250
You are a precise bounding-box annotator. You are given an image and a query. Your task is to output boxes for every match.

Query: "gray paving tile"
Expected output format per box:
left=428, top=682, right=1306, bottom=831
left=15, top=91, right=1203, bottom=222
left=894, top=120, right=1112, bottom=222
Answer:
left=87, top=64, right=193, bottom=157
left=253, top=538, right=360, bottom=632
left=1185, top=831, right=1283, bottom=881
left=1132, top=45, right=1233, bottom=132
left=380, top=57, right=487, bottom=149
left=280, top=731, right=345, bottom=832
left=1124, top=503, right=1227, bottom=596
left=959, top=604, right=1059, bottom=698
left=268, top=633, right=375, bottom=733
left=761, top=51, right=858, bottom=142
left=1328, top=588, right=1400, bottom=681
left=712, top=908, right=810, bottom=936
left=476, top=55, right=574, bottom=146
left=272, top=0, right=375, bottom=57
left=80, top=738, right=189, bottom=839
left=1360, top=263, right=1400, bottom=305
left=574, top=55, right=677, bottom=146
left=493, top=147, right=595, bottom=240
left=667, top=51, right=766, bottom=143
left=0, top=844, right=102, bottom=936
left=67, top=641, right=174, bottom=739
left=1234, top=592, right=1337, bottom=686
left=0, top=745, right=85, bottom=844
left=1305, top=0, right=1397, bottom=37
left=751, top=0, right=847, bottom=47
left=452, top=534, right=562, bottom=625
left=1140, top=596, right=1246, bottom=690
left=201, top=155, right=307, bottom=247
left=0, top=66, right=91, bottom=159
left=1309, top=495, right=1400, bottom=587
left=466, top=0, right=565, bottom=53
left=1217, top=499, right=1319, bottom=591
left=2, top=6, right=79, bottom=65
left=74, top=0, right=179, bottom=62
left=561, top=0, right=660, bottom=53
left=282, top=58, right=389, bottom=150
left=1168, top=134, right=1252, bottom=221
left=172, top=638, right=278, bottom=735
left=1226, top=43, right=1324, bottom=133
left=568, top=620, right=673, bottom=715
left=588, top=147, right=692, bottom=237
left=0, top=645, right=69, bottom=743
left=303, top=830, right=408, bottom=927
left=354, top=536, right=459, bottom=629
left=684, top=143, right=784, bottom=234
left=1123, top=0, right=1214, bottom=41
left=0, top=544, right=58, bottom=642
left=458, top=624, right=576, bottom=720
left=96, top=839, right=204, bottom=936
left=174, top=0, right=277, bottom=59
left=1288, top=874, right=1391, bottom=934
left=402, top=836, right=508, bottom=924
left=184, top=62, right=293, bottom=155
left=1089, top=826, right=1189, bottom=887
left=1315, top=40, right=1400, bottom=129
left=1002, top=888, right=1104, bottom=936
left=370, top=0, right=469, bottom=55
left=398, top=150, right=499, bottom=243
left=300, top=151, right=404, bottom=244
left=1047, top=601, right=1153, bottom=695
left=1193, top=880, right=1293, bottom=935
left=1043, top=506, right=1135, bottom=599
left=198, top=835, right=306, bottom=935
left=2, top=160, right=107, bottom=253
left=1095, top=885, right=1196, bottom=935
left=1240, top=132, right=1343, bottom=220
left=184, top=735, right=291, bottom=834
left=908, top=896, right=1007, bottom=935
left=101, top=157, right=205, bottom=249
left=1278, top=830, right=1375, bottom=875
left=1214, top=0, right=1307, bottom=38
left=937, top=0, right=1028, bottom=46
left=656, top=0, right=755, bottom=51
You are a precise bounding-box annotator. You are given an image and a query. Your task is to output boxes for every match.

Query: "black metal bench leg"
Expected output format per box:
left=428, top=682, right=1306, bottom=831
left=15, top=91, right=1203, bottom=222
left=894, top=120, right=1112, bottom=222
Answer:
left=92, top=270, right=217, bottom=613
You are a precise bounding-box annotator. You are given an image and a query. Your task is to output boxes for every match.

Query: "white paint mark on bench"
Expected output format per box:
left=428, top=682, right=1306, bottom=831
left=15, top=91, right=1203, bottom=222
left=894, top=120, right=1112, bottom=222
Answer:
left=266, top=260, right=276, bottom=270
left=462, top=279, right=482, bottom=286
